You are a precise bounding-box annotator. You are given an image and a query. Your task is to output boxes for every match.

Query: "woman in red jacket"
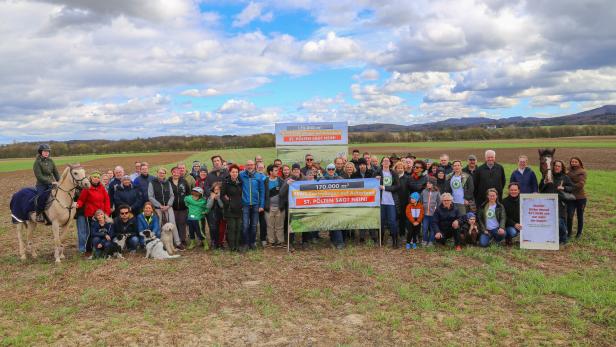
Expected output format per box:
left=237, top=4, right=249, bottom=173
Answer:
left=77, top=171, right=111, bottom=220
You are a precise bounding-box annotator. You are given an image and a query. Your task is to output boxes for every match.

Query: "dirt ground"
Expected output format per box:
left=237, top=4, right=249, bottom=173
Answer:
left=355, top=147, right=616, bottom=171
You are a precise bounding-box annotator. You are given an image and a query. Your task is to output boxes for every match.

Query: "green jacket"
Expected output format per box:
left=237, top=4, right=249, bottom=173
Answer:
left=184, top=195, right=208, bottom=220
left=478, top=201, right=507, bottom=230
left=33, top=155, right=60, bottom=185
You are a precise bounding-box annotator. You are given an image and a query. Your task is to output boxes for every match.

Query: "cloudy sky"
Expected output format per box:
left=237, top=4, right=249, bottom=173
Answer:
left=1, top=0, right=615, bottom=143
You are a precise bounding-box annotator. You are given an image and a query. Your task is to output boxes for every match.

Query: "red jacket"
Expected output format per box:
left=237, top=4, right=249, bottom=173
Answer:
left=77, top=183, right=111, bottom=217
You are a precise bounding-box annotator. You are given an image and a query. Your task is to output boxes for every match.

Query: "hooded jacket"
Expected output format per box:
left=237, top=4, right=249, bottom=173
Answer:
left=239, top=170, right=265, bottom=208
left=76, top=182, right=111, bottom=217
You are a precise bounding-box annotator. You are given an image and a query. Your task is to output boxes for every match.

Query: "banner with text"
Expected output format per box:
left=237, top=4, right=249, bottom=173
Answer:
left=275, top=122, right=348, bottom=146
left=288, top=178, right=380, bottom=233
left=520, top=193, right=559, bottom=250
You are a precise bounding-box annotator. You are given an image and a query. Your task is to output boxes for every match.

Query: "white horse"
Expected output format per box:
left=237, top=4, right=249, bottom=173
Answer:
left=11, top=164, right=90, bottom=263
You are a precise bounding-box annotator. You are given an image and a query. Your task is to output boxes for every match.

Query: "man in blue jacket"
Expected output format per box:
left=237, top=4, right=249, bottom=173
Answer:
left=239, top=160, right=265, bottom=250
left=509, top=155, right=538, bottom=194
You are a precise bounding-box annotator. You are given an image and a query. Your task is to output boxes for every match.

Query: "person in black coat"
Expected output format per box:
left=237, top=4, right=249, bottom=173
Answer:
left=502, top=182, right=522, bottom=241
left=473, top=150, right=506, bottom=208
left=408, top=160, right=427, bottom=194
left=221, top=165, right=243, bottom=252
left=539, top=160, right=574, bottom=244
left=431, top=193, right=466, bottom=251
left=113, top=175, right=143, bottom=216
left=352, top=158, right=374, bottom=178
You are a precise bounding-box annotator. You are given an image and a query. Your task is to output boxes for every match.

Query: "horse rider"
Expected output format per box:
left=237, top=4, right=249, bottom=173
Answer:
left=33, top=144, right=60, bottom=222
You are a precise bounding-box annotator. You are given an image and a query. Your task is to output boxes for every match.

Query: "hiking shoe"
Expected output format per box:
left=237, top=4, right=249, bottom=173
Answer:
left=176, top=244, right=186, bottom=251
left=412, top=243, right=417, bottom=250
left=261, top=240, right=267, bottom=247
left=406, top=243, right=411, bottom=250
left=455, top=245, right=462, bottom=251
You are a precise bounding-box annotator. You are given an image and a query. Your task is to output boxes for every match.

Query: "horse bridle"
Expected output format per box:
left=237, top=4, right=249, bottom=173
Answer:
left=50, top=166, right=88, bottom=227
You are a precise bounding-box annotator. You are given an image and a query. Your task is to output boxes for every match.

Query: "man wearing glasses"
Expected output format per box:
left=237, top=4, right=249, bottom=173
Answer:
left=301, top=154, right=316, bottom=176
left=113, top=205, right=139, bottom=253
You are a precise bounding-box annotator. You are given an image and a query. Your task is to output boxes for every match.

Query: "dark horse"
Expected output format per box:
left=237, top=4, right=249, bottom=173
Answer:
left=538, top=148, right=556, bottom=184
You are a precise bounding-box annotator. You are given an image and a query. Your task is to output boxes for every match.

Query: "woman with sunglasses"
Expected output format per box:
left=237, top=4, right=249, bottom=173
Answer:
left=408, top=160, right=427, bottom=195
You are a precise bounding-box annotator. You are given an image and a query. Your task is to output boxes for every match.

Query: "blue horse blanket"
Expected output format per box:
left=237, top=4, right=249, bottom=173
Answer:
left=10, top=188, right=50, bottom=224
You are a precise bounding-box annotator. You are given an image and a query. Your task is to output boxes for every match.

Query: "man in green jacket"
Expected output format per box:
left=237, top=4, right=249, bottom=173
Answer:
left=33, top=144, right=60, bottom=222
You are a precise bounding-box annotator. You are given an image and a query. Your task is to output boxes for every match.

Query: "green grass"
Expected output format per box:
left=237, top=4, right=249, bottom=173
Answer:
left=0, top=151, right=184, bottom=173
left=354, top=137, right=616, bottom=149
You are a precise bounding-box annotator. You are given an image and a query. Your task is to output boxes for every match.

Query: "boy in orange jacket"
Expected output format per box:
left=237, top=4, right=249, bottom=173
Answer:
left=405, top=192, right=424, bottom=250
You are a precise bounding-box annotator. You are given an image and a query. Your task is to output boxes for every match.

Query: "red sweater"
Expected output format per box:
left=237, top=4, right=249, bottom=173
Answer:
left=77, top=183, right=111, bottom=217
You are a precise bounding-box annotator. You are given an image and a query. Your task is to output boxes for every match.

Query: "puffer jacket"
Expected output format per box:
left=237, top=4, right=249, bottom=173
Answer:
left=76, top=182, right=111, bottom=218
left=114, top=183, right=143, bottom=215
left=222, top=177, right=243, bottom=218
left=239, top=170, right=265, bottom=208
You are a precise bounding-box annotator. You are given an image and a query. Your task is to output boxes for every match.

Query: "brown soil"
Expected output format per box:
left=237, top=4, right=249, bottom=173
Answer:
left=355, top=147, right=616, bottom=170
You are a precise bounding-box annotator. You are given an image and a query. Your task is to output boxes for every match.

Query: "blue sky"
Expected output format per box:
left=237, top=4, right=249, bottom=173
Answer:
left=0, top=0, right=614, bottom=143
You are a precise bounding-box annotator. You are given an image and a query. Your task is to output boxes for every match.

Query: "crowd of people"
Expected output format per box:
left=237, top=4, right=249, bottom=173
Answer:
left=31, top=145, right=588, bottom=258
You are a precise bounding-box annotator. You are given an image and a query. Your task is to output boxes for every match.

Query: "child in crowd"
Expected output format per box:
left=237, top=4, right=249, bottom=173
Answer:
left=405, top=192, right=424, bottom=250
left=460, top=212, right=481, bottom=246
left=90, top=209, right=114, bottom=259
left=421, top=177, right=440, bottom=246
left=184, top=187, right=209, bottom=250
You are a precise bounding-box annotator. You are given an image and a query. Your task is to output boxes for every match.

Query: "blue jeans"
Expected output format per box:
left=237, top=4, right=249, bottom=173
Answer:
left=380, top=204, right=398, bottom=237
left=559, top=217, right=568, bottom=244
left=422, top=215, right=435, bottom=243
left=76, top=215, right=90, bottom=253
left=127, top=235, right=140, bottom=251
left=479, top=227, right=517, bottom=247
left=329, top=230, right=343, bottom=246
left=242, top=205, right=259, bottom=246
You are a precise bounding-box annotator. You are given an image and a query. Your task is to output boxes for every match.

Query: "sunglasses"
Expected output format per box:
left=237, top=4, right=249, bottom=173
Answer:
left=414, top=166, right=422, bottom=169
left=327, top=168, right=335, bottom=171
left=120, top=212, right=130, bottom=215
left=306, top=158, right=314, bottom=161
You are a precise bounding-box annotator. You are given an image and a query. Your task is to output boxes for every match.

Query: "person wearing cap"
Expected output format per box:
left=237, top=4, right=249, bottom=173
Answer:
left=405, top=192, right=424, bottom=250
left=33, top=144, right=61, bottom=222
left=184, top=186, right=209, bottom=249
left=459, top=212, right=481, bottom=245
left=113, top=175, right=143, bottom=216
left=170, top=166, right=190, bottom=247
left=190, top=161, right=202, bottom=180
left=76, top=171, right=111, bottom=222
left=463, top=155, right=478, bottom=176
left=323, top=163, right=339, bottom=179
left=352, top=158, right=373, bottom=179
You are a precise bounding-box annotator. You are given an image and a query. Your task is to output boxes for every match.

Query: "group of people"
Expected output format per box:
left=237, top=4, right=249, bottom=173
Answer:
left=31, top=145, right=588, bottom=257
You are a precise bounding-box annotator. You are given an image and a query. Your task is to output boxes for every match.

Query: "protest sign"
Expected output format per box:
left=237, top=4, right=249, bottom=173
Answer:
left=275, top=122, right=348, bottom=164
left=519, top=193, right=559, bottom=250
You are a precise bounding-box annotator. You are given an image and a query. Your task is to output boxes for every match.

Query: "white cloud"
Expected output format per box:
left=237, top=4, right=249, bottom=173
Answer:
left=232, top=2, right=274, bottom=28
left=300, top=32, right=361, bottom=62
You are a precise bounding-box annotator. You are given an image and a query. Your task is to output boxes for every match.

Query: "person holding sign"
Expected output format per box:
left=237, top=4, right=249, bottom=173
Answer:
left=377, top=157, right=400, bottom=247
left=539, top=160, right=574, bottom=244
left=478, top=189, right=511, bottom=247
left=431, top=193, right=465, bottom=251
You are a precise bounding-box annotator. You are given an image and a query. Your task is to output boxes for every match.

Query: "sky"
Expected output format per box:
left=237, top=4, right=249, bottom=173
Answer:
left=1, top=0, right=615, bottom=143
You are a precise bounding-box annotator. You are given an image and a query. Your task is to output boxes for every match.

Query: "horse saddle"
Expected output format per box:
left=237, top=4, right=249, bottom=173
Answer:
left=10, top=187, right=52, bottom=224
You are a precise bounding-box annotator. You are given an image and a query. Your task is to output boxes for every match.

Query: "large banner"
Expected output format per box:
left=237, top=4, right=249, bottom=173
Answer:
left=275, top=122, right=348, bottom=146
left=288, top=178, right=381, bottom=234
left=275, top=122, right=348, bottom=165
left=519, top=193, right=560, bottom=250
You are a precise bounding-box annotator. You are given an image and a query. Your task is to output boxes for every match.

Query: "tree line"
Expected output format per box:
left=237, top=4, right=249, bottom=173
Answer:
left=1, top=125, right=614, bottom=159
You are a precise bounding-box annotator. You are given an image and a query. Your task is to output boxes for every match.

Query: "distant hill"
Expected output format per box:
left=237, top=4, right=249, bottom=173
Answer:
left=349, top=105, right=616, bottom=132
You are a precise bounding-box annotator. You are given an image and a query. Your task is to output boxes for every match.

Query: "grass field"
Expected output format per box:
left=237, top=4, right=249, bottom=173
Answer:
left=0, top=152, right=184, bottom=173
left=0, top=137, right=615, bottom=345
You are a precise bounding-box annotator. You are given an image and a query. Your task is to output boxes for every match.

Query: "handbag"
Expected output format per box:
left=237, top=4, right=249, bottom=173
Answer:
left=559, top=191, right=576, bottom=201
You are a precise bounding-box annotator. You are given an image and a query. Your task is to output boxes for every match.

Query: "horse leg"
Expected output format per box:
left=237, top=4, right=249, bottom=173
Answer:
left=16, top=224, right=26, bottom=261
left=27, top=222, right=38, bottom=259
left=52, top=222, right=61, bottom=263
left=59, top=225, right=67, bottom=259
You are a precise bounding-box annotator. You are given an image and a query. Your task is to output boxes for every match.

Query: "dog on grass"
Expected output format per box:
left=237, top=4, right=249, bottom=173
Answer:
left=160, top=222, right=177, bottom=255
left=140, top=230, right=180, bottom=260
left=104, top=234, right=126, bottom=259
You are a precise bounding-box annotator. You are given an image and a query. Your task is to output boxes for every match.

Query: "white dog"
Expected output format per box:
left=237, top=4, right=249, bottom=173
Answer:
left=141, top=230, right=180, bottom=260
left=160, top=223, right=177, bottom=255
